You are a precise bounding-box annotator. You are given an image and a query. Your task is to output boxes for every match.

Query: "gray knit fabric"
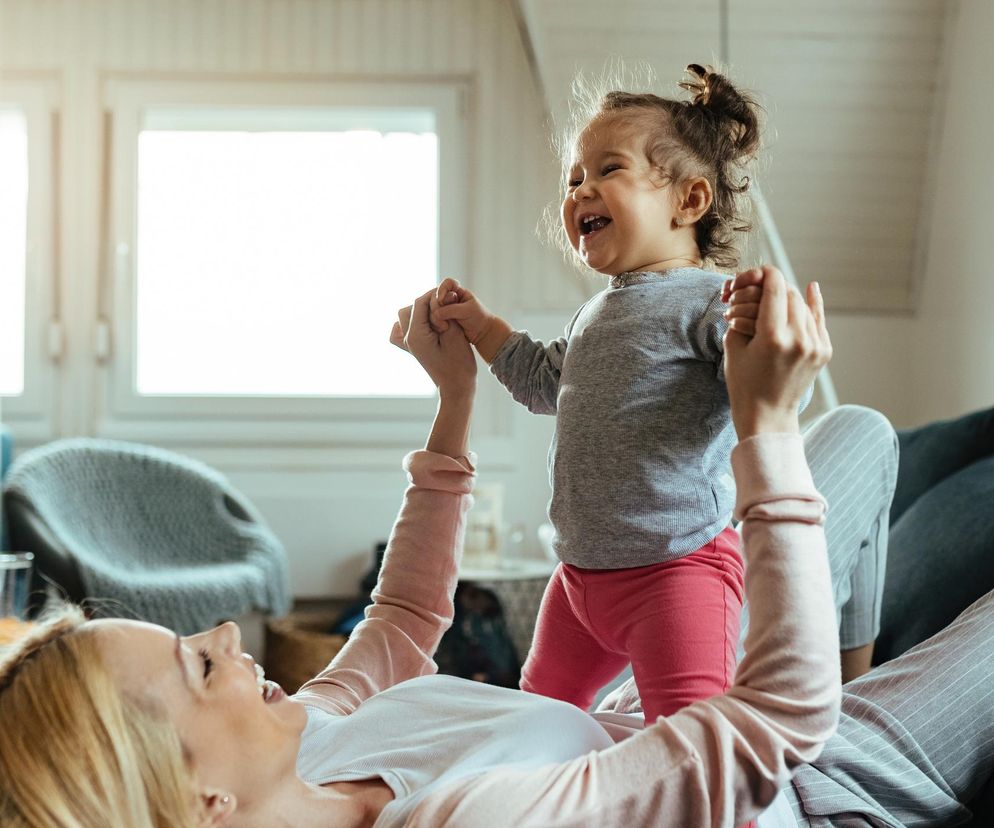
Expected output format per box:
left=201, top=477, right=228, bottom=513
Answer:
left=4, top=438, right=290, bottom=634
left=490, top=268, right=734, bottom=568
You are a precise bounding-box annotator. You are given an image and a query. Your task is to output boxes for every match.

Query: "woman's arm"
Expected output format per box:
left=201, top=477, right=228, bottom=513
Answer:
left=425, top=389, right=473, bottom=458
left=294, top=290, right=478, bottom=715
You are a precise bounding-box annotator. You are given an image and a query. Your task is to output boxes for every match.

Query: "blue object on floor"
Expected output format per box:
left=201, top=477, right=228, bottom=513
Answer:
left=3, top=437, right=291, bottom=633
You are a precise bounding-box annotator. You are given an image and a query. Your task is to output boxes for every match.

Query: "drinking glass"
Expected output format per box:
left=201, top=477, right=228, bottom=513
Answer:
left=0, top=552, right=34, bottom=620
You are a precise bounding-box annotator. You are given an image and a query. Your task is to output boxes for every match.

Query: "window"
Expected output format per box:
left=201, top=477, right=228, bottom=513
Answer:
left=103, top=80, right=468, bottom=441
left=0, top=107, right=28, bottom=396
left=0, top=78, right=58, bottom=444
left=135, top=109, right=437, bottom=397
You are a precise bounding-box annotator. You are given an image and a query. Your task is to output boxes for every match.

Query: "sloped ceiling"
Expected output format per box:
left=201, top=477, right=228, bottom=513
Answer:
left=512, top=0, right=951, bottom=312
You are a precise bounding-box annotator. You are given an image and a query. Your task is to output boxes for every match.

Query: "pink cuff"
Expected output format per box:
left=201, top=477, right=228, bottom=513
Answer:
left=731, top=433, right=826, bottom=523
left=403, top=450, right=477, bottom=494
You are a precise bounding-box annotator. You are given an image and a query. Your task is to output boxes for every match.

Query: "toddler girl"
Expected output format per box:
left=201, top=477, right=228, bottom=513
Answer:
left=432, top=65, right=766, bottom=725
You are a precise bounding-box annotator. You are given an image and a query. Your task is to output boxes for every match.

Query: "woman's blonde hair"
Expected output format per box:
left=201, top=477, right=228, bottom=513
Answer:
left=0, top=606, right=199, bottom=827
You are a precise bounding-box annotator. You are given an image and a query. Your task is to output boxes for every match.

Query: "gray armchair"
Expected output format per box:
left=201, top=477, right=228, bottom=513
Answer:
left=3, top=438, right=290, bottom=634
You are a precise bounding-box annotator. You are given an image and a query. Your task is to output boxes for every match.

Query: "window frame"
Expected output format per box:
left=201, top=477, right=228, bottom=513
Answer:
left=0, top=76, right=59, bottom=444
left=100, top=78, right=469, bottom=445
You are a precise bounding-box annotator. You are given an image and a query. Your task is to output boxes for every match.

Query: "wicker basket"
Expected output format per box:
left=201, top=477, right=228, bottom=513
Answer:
left=264, top=611, right=348, bottom=694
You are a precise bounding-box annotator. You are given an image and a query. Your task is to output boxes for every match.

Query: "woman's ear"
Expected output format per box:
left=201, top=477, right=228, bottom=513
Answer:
left=675, top=177, right=713, bottom=226
left=199, top=789, right=237, bottom=826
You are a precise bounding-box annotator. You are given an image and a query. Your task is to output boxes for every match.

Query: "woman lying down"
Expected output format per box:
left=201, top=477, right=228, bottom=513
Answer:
left=4, top=270, right=990, bottom=827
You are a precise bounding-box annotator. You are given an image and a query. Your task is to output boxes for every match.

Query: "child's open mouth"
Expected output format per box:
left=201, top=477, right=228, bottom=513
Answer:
left=579, top=214, right=611, bottom=239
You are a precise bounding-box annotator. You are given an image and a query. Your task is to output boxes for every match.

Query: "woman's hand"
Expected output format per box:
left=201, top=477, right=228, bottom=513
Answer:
left=391, top=288, right=477, bottom=457
left=390, top=288, right=477, bottom=397
left=723, top=267, right=832, bottom=440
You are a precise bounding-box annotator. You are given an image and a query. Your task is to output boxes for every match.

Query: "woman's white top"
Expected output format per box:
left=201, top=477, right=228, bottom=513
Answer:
left=296, top=673, right=796, bottom=827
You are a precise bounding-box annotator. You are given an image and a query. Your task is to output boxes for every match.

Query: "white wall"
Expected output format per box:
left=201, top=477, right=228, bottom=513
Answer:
left=820, top=315, right=915, bottom=427
left=909, top=0, right=994, bottom=426
left=824, top=0, right=994, bottom=430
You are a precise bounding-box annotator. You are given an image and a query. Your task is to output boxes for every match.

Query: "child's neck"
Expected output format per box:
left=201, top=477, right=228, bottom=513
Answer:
left=617, top=253, right=703, bottom=275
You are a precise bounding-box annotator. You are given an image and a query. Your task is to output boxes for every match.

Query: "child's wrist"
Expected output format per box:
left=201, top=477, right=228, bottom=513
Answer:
left=474, top=316, right=513, bottom=363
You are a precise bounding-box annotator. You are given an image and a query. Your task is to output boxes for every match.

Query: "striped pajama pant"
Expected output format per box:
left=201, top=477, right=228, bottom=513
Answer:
left=784, top=405, right=994, bottom=827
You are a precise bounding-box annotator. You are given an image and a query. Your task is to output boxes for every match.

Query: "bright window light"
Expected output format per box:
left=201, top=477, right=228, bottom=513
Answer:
left=135, top=109, right=438, bottom=396
left=0, top=108, right=27, bottom=396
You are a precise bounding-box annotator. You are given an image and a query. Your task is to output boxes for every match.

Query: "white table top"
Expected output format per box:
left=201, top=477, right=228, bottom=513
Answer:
left=458, top=557, right=556, bottom=582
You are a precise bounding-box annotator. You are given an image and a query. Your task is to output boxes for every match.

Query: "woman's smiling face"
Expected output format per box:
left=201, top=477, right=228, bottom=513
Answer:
left=93, top=619, right=306, bottom=810
left=561, top=114, right=684, bottom=276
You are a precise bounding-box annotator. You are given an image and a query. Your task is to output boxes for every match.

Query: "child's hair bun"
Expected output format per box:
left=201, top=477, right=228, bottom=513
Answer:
left=678, top=64, right=715, bottom=105
left=679, top=63, right=760, bottom=161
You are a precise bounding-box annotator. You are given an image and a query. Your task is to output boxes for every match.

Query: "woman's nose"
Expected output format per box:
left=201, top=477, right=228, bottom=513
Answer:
left=215, top=621, right=243, bottom=656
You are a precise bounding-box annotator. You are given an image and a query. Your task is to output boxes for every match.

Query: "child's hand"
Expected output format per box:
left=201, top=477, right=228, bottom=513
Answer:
left=430, top=278, right=495, bottom=345
left=429, top=280, right=461, bottom=333
left=723, top=266, right=770, bottom=337
left=430, top=278, right=515, bottom=364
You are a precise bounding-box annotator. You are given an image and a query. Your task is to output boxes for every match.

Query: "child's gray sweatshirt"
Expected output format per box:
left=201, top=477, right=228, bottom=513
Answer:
left=490, top=268, right=735, bottom=568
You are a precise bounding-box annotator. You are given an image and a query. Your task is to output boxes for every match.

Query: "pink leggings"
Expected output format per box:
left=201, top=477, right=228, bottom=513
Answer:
left=521, top=527, right=745, bottom=723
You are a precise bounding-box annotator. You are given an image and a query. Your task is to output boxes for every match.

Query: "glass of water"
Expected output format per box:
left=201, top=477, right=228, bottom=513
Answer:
left=0, top=552, right=34, bottom=620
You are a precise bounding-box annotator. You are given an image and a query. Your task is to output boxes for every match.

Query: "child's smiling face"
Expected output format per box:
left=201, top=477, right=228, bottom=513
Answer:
left=561, top=114, right=691, bottom=276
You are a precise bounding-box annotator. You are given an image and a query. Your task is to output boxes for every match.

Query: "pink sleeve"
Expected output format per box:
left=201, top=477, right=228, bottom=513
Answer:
left=406, top=434, right=841, bottom=827
left=292, top=450, right=475, bottom=716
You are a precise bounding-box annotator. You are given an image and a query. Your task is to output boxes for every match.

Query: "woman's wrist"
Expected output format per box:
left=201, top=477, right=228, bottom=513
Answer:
left=426, top=390, right=474, bottom=457
left=732, top=404, right=801, bottom=441
left=438, top=379, right=477, bottom=404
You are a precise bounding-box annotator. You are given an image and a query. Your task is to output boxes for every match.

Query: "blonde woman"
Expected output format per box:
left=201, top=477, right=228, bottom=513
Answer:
left=1, top=271, right=992, bottom=827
